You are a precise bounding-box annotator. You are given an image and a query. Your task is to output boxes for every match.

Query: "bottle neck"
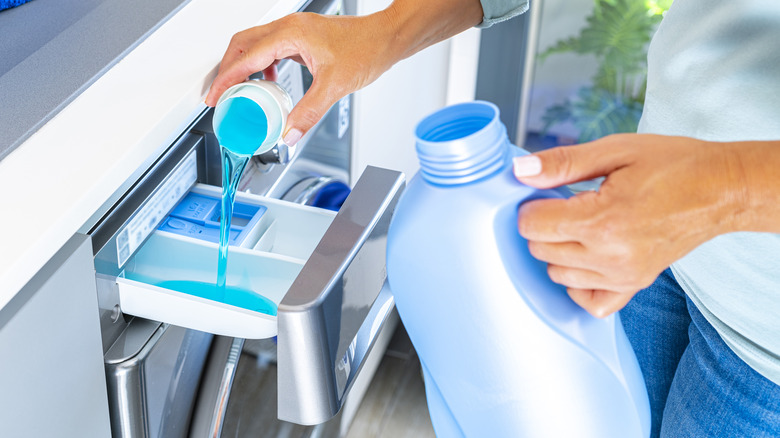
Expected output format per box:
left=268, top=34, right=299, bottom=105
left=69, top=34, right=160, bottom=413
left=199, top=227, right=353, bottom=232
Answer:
left=415, top=101, right=509, bottom=186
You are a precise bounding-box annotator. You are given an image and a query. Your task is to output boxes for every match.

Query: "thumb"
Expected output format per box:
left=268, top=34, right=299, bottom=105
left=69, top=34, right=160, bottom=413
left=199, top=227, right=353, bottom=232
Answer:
left=513, top=136, right=634, bottom=189
left=282, top=78, right=343, bottom=146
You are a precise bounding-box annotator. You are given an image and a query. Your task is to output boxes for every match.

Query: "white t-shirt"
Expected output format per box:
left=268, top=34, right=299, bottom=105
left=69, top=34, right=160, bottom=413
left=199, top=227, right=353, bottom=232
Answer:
left=479, top=0, right=780, bottom=384
left=638, top=0, right=780, bottom=384
left=479, top=0, right=780, bottom=383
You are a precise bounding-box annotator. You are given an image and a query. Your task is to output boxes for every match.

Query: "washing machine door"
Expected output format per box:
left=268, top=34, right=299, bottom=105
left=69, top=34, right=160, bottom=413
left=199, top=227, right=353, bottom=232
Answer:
left=282, top=176, right=351, bottom=211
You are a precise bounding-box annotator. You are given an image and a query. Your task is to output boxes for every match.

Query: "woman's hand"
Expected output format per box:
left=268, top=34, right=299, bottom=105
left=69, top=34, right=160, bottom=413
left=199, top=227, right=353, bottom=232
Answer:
left=512, top=134, right=756, bottom=318
left=205, top=12, right=399, bottom=146
left=205, top=0, right=484, bottom=146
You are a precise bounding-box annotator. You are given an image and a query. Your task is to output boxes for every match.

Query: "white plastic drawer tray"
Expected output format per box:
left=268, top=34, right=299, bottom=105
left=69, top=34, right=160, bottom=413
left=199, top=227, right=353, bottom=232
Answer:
left=116, top=184, right=337, bottom=339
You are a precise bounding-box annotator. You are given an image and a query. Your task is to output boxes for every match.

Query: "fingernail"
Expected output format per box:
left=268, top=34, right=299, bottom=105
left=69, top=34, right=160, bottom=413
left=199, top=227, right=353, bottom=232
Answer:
left=283, top=128, right=302, bottom=146
left=513, top=155, right=542, bottom=178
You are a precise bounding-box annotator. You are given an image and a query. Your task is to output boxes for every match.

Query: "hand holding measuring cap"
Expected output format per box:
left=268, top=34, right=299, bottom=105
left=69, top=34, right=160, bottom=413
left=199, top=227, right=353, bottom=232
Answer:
left=205, top=12, right=402, bottom=146
left=205, top=0, right=484, bottom=146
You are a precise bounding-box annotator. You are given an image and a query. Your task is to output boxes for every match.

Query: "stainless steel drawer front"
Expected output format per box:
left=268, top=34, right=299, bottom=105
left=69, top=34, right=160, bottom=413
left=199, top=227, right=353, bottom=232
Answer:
left=277, top=166, right=405, bottom=425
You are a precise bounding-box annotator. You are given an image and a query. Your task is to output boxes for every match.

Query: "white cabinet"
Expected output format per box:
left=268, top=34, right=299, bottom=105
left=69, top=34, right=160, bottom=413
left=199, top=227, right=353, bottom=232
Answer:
left=350, top=0, right=453, bottom=183
left=0, top=235, right=111, bottom=438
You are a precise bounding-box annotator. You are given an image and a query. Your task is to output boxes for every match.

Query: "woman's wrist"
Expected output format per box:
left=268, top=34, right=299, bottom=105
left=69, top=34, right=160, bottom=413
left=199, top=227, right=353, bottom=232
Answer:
left=694, top=140, right=780, bottom=237
left=722, top=140, right=780, bottom=234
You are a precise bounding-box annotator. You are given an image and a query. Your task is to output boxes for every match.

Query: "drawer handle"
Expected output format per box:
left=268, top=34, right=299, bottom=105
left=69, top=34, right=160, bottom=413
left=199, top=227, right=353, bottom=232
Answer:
left=277, top=166, right=405, bottom=425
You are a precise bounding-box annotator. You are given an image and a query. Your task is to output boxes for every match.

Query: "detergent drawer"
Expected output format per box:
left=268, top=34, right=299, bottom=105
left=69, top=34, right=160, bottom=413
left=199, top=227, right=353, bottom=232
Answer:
left=105, top=165, right=404, bottom=426
left=115, top=166, right=402, bottom=337
left=115, top=183, right=339, bottom=339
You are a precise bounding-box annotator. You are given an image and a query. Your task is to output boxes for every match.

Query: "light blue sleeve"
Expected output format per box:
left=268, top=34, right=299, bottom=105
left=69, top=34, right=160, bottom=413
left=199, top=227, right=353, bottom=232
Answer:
left=477, top=0, right=529, bottom=28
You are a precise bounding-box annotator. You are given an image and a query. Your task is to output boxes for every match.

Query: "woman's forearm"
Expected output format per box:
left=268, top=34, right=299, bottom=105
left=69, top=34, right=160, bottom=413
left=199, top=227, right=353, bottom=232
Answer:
left=380, top=0, right=484, bottom=62
left=206, top=0, right=485, bottom=140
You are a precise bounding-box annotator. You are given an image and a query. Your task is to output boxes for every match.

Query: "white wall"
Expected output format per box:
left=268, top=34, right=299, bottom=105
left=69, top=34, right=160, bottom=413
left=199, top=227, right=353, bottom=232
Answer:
left=446, top=27, right=482, bottom=106
left=349, top=0, right=600, bottom=174
left=350, top=0, right=453, bottom=184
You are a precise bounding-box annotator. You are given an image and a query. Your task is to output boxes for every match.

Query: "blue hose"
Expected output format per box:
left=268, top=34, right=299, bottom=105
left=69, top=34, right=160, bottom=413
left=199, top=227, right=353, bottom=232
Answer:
left=0, top=0, right=30, bottom=11
left=1, top=0, right=34, bottom=12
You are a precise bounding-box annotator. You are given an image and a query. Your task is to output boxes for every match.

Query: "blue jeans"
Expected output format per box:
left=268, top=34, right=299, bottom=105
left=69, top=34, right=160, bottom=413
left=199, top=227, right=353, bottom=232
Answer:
left=621, top=268, right=780, bottom=437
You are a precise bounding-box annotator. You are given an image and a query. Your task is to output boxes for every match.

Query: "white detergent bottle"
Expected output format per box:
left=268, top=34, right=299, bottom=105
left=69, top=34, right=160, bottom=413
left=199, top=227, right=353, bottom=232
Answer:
left=386, top=101, right=651, bottom=438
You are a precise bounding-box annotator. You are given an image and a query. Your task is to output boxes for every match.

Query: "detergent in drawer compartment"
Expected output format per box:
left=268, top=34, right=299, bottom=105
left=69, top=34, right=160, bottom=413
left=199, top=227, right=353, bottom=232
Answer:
left=116, top=184, right=339, bottom=339
left=157, top=191, right=266, bottom=246
left=183, top=184, right=337, bottom=261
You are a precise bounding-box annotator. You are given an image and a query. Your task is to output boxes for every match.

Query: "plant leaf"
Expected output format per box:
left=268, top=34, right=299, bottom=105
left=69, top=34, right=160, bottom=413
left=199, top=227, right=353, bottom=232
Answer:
left=541, top=101, right=573, bottom=135
left=538, top=37, right=582, bottom=62
left=539, top=0, right=661, bottom=75
left=569, top=88, right=643, bottom=142
left=536, top=0, right=668, bottom=141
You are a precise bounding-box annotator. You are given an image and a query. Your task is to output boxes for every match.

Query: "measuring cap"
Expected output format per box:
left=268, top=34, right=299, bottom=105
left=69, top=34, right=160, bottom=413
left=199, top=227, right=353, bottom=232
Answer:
left=213, top=79, right=293, bottom=156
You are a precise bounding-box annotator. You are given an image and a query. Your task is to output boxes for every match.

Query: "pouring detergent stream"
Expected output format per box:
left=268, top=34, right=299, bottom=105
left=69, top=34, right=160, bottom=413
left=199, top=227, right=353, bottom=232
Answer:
left=214, top=98, right=264, bottom=288
left=143, top=81, right=289, bottom=316
left=205, top=79, right=293, bottom=311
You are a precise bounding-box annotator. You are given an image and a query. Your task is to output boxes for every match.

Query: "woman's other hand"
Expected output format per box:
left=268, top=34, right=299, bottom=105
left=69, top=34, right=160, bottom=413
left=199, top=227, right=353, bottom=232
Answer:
left=513, top=134, right=755, bottom=318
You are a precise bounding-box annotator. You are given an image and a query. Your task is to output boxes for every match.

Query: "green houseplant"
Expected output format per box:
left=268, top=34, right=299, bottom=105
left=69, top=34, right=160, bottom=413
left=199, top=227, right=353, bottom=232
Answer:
left=539, top=0, right=671, bottom=143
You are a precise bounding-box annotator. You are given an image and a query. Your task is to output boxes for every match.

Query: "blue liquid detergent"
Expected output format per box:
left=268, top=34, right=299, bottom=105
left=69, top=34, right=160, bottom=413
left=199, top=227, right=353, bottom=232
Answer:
left=156, top=280, right=277, bottom=316
left=216, top=146, right=250, bottom=288
left=214, top=96, right=268, bottom=289
left=215, top=96, right=269, bottom=155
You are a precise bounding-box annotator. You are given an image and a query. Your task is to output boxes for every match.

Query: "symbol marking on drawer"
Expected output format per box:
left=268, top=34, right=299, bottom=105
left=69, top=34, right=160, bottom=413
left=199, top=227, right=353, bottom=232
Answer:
left=116, top=151, right=198, bottom=268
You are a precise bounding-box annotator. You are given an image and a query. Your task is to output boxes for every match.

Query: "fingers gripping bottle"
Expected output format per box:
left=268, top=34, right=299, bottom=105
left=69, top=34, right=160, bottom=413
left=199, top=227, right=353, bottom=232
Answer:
left=386, top=102, right=650, bottom=438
